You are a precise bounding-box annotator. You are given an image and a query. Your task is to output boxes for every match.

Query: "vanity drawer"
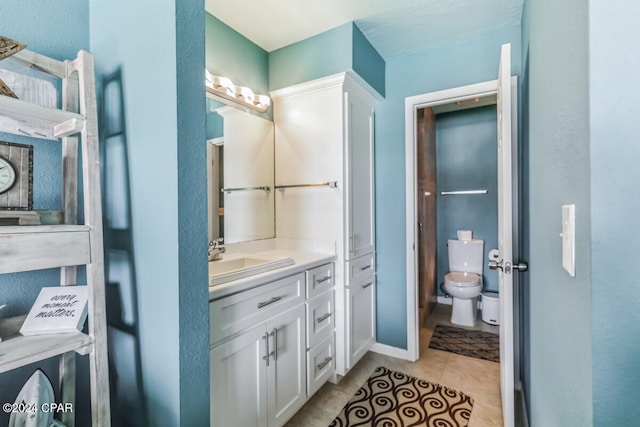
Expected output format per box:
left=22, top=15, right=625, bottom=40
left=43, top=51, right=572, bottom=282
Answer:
left=307, top=333, right=335, bottom=397
left=306, top=290, right=334, bottom=348
left=346, top=253, right=375, bottom=284
left=306, top=263, right=334, bottom=299
left=210, top=272, right=305, bottom=345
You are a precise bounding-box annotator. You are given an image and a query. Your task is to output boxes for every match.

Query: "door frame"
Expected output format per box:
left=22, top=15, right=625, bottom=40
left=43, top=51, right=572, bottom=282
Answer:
left=403, top=77, right=519, bottom=360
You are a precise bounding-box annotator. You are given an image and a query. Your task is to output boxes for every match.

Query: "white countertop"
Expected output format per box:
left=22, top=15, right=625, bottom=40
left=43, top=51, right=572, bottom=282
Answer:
left=208, top=249, right=336, bottom=301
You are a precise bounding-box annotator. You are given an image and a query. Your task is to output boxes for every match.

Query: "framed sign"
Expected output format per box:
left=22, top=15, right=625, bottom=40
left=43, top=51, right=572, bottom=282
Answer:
left=20, top=286, right=88, bottom=336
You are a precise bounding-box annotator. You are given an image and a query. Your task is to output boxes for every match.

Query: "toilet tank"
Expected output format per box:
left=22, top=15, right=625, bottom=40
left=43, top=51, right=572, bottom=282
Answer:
left=448, top=239, right=484, bottom=274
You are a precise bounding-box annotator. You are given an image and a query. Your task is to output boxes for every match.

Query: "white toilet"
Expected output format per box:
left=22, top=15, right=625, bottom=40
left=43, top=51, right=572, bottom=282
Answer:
left=444, top=230, right=484, bottom=327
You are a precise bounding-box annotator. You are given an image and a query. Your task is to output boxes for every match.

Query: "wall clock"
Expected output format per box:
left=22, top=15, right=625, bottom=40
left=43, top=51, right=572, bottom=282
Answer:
left=0, top=141, right=33, bottom=210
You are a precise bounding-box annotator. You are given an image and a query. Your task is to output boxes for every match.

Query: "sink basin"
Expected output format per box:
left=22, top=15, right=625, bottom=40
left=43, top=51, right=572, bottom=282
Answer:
left=209, top=255, right=294, bottom=286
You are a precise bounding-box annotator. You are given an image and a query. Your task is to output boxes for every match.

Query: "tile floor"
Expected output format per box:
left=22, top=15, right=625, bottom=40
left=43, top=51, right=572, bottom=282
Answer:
left=285, top=303, right=503, bottom=427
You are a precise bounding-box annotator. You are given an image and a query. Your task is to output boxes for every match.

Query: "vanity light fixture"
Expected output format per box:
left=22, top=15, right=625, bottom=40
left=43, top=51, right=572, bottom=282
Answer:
left=205, top=70, right=270, bottom=113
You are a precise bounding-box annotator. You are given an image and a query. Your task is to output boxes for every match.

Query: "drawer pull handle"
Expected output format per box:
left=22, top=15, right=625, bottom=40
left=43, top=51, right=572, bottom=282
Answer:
left=360, top=265, right=372, bottom=271
left=362, top=282, right=374, bottom=289
left=317, top=313, right=332, bottom=323
left=316, top=275, right=332, bottom=284
left=317, top=357, right=333, bottom=370
left=257, top=296, right=282, bottom=309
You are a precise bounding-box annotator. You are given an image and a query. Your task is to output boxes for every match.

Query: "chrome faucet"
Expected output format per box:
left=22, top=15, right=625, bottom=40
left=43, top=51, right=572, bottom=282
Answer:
left=208, top=238, right=225, bottom=261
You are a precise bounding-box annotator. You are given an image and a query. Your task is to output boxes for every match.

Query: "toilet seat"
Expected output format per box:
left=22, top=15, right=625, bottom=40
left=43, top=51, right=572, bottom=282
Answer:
left=444, top=271, right=480, bottom=287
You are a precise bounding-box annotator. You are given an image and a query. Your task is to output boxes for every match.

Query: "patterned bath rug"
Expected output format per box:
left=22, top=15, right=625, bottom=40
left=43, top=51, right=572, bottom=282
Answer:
left=428, top=324, right=500, bottom=363
left=329, top=366, right=474, bottom=427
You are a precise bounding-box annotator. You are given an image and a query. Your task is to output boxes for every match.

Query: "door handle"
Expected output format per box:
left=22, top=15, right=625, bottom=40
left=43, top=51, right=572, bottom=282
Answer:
left=489, top=260, right=528, bottom=273
left=513, top=262, right=528, bottom=272
left=268, top=328, right=278, bottom=362
left=488, top=260, right=503, bottom=271
left=262, top=333, right=270, bottom=366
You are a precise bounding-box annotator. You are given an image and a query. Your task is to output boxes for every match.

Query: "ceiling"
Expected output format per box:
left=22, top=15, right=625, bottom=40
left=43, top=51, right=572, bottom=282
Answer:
left=204, top=0, right=523, bottom=60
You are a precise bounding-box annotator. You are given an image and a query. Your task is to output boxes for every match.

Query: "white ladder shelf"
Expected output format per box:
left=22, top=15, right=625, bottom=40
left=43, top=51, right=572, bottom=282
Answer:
left=0, top=49, right=111, bottom=426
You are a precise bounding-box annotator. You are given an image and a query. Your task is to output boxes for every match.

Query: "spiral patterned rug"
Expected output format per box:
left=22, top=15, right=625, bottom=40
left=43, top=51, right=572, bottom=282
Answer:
left=329, top=366, right=474, bottom=427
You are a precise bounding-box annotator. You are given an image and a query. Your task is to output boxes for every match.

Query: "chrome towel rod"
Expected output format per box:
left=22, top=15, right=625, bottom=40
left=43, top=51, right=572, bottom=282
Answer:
left=275, top=181, right=338, bottom=191
left=221, top=186, right=271, bottom=193
left=440, top=189, right=489, bottom=196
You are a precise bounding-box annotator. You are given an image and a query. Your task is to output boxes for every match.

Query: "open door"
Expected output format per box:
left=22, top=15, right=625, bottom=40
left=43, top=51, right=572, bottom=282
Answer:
left=495, top=42, right=517, bottom=427
left=405, top=44, right=524, bottom=426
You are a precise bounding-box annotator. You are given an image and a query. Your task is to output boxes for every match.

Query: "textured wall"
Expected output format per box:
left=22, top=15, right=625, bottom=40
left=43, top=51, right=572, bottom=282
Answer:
left=590, top=0, right=640, bottom=424
left=269, top=23, right=352, bottom=91
left=268, top=23, right=385, bottom=96
left=351, top=24, right=385, bottom=97
left=522, top=0, right=593, bottom=425
left=90, top=0, right=208, bottom=425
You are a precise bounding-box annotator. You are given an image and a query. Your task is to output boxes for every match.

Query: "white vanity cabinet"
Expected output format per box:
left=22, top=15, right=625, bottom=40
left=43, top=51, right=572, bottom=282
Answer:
left=304, top=263, right=336, bottom=396
left=272, top=72, right=378, bottom=376
left=210, top=262, right=335, bottom=427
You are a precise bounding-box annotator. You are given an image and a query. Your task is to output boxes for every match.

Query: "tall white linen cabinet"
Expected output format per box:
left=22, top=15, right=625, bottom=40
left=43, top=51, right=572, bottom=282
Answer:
left=272, top=72, right=378, bottom=376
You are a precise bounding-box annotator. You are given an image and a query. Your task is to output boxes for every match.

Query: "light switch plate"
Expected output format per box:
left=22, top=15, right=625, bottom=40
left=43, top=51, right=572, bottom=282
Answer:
left=561, top=204, right=575, bottom=277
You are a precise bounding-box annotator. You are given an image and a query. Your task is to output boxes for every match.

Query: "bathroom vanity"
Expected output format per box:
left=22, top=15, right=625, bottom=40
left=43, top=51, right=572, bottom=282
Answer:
left=207, top=70, right=378, bottom=426
left=209, top=245, right=335, bottom=427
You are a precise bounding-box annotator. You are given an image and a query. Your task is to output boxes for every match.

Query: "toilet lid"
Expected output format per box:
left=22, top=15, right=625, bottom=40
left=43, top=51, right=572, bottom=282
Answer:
left=445, top=271, right=480, bottom=286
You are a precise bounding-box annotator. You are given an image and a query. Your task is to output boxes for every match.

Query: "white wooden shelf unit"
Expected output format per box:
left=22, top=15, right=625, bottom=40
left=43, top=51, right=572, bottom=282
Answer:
left=0, top=49, right=111, bottom=427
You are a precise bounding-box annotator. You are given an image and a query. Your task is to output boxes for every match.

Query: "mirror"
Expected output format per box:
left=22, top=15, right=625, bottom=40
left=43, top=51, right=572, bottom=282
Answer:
left=207, top=105, right=275, bottom=244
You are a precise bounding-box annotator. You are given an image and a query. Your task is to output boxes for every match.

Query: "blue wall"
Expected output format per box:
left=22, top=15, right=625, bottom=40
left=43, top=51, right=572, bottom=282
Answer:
left=206, top=13, right=269, bottom=97
left=375, top=27, right=521, bottom=349
left=269, top=23, right=385, bottom=96
left=205, top=10, right=270, bottom=142
left=435, top=107, right=499, bottom=296
left=205, top=12, right=270, bottom=122
left=590, top=0, right=640, bottom=424
left=90, top=1, right=208, bottom=426
left=269, top=23, right=352, bottom=91
left=0, top=2, right=90, bottom=424
left=352, top=24, right=386, bottom=97
left=521, top=0, right=593, bottom=425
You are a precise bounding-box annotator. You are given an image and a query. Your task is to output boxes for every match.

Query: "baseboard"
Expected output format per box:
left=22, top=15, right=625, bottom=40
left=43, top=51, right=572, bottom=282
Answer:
left=370, top=342, right=413, bottom=360
left=515, top=383, right=530, bottom=427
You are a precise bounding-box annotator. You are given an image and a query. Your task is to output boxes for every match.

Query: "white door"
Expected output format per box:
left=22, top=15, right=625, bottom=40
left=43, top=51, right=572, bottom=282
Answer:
left=345, top=90, right=375, bottom=259
left=346, top=277, right=376, bottom=369
left=210, top=325, right=268, bottom=427
left=267, top=305, right=306, bottom=427
left=496, top=43, right=515, bottom=427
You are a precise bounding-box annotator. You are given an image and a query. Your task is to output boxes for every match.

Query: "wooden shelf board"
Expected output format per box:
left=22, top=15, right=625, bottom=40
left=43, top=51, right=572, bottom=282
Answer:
left=0, top=224, right=89, bottom=235
left=0, top=95, right=85, bottom=139
left=0, top=225, right=91, bottom=274
left=0, top=316, right=93, bottom=374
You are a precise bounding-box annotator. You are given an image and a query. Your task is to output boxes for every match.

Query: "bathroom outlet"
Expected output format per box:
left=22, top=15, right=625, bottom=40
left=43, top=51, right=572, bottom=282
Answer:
left=561, top=204, right=575, bottom=277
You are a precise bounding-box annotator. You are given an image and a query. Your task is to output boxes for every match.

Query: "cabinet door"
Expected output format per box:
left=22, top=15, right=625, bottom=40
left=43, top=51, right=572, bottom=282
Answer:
left=266, top=304, right=307, bottom=427
left=210, top=325, right=268, bottom=427
left=346, top=278, right=376, bottom=370
left=345, top=90, right=375, bottom=259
